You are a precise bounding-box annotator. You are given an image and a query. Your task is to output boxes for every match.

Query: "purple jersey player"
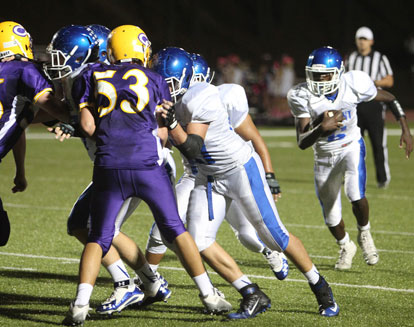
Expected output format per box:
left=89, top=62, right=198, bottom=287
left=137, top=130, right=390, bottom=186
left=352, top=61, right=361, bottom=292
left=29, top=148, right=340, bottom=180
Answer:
left=0, top=21, right=69, bottom=247
left=62, top=25, right=231, bottom=326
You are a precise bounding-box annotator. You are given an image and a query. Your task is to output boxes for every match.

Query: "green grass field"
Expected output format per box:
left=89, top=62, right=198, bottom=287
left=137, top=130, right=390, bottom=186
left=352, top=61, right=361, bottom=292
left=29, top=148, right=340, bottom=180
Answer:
left=0, top=124, right=413, bottom=327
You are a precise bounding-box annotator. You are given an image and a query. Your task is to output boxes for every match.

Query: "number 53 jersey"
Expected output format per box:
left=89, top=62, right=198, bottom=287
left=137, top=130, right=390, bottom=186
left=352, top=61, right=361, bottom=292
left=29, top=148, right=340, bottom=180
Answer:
left=72, top=62, right=170, bottom=169
left=288, top=70, right=377, bottom=155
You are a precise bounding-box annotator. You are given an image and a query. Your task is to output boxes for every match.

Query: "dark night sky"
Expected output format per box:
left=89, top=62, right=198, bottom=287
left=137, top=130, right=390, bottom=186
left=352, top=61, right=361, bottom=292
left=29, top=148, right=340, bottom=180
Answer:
left=2, top=0, right=414, bottom=103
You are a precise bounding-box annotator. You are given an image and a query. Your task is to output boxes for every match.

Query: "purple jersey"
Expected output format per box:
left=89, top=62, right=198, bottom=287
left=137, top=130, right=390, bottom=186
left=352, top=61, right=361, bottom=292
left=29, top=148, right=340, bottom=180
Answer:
left=0, top=60, right=53, bottom=159
left=72, top=62, right=171, bottom=169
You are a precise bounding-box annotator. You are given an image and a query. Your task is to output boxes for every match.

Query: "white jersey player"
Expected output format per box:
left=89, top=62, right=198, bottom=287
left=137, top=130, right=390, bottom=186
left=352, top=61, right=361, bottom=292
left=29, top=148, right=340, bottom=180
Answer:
left=153, top=47, right=340, bottom=318
left=145, top=81, right=288, bottom=280
left=288, top=46, right=412, bottom=271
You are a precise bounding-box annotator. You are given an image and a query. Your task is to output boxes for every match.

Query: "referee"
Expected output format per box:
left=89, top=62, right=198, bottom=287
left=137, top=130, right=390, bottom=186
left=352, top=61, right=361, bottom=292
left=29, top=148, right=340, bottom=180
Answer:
left=346, top=26, right=394, bottom=188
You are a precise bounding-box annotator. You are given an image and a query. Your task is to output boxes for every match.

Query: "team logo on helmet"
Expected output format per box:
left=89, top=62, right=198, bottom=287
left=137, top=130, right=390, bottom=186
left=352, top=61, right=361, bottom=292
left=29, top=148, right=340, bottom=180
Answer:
left=12, top=25, right=27, bottom=37
left=138, top=33, right=149, bottom=46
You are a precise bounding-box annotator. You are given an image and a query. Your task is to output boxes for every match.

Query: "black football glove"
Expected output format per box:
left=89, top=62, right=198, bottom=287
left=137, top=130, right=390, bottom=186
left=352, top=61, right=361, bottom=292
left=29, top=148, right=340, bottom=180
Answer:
left=164, top=105, right=178, bottom=130
left=265, top=172, right=281, bottom=195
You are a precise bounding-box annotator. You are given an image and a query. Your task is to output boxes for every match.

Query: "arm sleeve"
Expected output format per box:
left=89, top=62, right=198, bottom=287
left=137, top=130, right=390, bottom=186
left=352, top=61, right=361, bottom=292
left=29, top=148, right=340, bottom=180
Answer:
left=287, top=85, right=311, bottom=118
left=346, top=70, right=378, bottom=102
left=20, top=63, right=53, bottom=103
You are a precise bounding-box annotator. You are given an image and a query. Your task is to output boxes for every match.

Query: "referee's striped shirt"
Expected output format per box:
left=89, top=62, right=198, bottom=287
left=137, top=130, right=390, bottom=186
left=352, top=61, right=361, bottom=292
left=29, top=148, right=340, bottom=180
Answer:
left=346, top=50, right=393, bottom=81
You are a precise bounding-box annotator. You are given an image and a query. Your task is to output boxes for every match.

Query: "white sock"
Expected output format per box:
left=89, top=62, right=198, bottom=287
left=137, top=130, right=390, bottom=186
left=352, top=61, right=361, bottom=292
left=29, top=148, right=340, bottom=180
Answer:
left=149, top=263, right=159, bottom=272
left=136, top=262, right=158, bottom=284
left=232, top=275, right=252, bottom=291
left=74, top=283, right=93, bottom=306
left=192, top=272, right=214, bottom=297
left=106, top=259, right=130, bottom=283
left=358, top=221, right=371, bottom=231
left=337, top=232, right=350, bottom=246
left=303, top=265, right=320, bottom=285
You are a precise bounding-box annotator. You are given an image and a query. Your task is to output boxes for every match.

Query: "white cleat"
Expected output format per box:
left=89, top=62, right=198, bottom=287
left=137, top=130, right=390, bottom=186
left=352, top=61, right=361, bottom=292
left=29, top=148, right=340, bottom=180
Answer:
left=358, top=230, right=379, bottom=265
left=335, top=240, right=357, bottom=270
left=62, top=302, right=90, bottom=326
left=200, top=288, right=232, bottom=314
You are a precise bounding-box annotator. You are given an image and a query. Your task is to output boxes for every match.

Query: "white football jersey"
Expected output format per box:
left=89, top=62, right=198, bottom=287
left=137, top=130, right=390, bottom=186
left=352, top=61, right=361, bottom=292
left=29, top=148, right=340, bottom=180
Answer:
left=218, top=83, right=249, bottom=128
left=288, top=70, right=377, bottom=154
left=176, top=82, right=252, bottom=176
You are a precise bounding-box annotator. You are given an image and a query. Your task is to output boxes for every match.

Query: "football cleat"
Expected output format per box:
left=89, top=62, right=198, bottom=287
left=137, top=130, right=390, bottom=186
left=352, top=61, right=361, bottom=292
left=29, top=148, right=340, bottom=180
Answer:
left=357, top=230, right=379, bottom=265
left=335, top=240, right=357, bottom=270
left=227, top=283, right=271, bottom=319
left=62, top=302, right=90, bottom=326
left=135, top=280, right=171, bottom=308
left=96, top=280, right=144, bottom=315
left=264, top=251, right=289, bottom=280
left=200, top=288, right=232, bottom=314
left=309, top=276, right=339, bottom=317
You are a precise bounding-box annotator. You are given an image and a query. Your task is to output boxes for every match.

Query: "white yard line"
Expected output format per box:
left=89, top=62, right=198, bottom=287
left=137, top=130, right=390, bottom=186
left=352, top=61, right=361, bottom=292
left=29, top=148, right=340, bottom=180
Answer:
left=0, top=251, right=413, bottom=293
left=0, top=266, right=37, bottom=271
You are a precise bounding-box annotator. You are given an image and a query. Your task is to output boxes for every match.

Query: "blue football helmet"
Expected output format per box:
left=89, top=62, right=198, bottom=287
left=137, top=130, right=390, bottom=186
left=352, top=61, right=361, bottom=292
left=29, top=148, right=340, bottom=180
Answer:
left=190, top=53, right=214, bottom=85
left=151, top=47, right=193, bottom=103
left=45, top=25, right=99, bottom=79
left=305, top=46, right=344, bottom=96
left=87, top=24, right=110, bottom=63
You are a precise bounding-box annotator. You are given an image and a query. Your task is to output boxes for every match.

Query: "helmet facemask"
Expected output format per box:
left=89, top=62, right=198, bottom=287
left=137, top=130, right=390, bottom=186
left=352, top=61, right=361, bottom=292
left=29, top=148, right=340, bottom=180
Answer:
left=45, top=45, right=93, bottom=80
left=166, top=66, right=192, bottom=103
left=305, top=63, right=344, bottom=96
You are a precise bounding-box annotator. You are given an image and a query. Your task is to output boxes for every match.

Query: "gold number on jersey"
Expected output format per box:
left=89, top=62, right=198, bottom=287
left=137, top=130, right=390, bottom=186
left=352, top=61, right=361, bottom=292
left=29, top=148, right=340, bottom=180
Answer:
left=121, top=69, right=149, bottom=114
left=94, top=69, right=150, bottom=117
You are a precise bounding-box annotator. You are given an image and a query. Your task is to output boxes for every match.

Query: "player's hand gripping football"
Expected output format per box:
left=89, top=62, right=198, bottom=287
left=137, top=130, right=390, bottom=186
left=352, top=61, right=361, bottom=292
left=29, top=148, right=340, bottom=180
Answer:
left=320, top=110, right=344, bottom=136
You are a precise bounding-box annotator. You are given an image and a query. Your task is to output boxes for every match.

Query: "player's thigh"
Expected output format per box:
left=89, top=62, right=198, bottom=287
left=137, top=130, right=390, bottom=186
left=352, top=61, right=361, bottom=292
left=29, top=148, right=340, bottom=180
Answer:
left=344, top=138, right=367, bottom=201
left=176, top=174, right=196, bottom=224
left=134, top=167, right=185, bottom=244
left=187, top=185, right=226, bottom=251
left=314, top=155, right=345, bottom=226
left=230, top=154, right=289, bottom=251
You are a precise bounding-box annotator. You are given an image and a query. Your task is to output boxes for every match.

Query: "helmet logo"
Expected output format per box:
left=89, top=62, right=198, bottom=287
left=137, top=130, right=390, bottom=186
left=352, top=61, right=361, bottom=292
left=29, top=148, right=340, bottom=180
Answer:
left=13, top=25, right=27, bottom=37
left=138, top=33, right=149, bottom=46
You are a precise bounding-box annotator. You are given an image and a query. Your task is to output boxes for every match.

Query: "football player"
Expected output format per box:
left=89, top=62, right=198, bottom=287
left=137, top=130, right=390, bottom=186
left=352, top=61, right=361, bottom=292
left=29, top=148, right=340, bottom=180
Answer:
left=63, top=25, right=231, bottom=326
left=288, top=46, right=412, bottom=270
left=0, top=21, right=70, bottom=247
left=145, top=53, right=289, bottom=281
left=153, top=47, right=339, bottom=319
left=45, top=24, right=174, bottom=317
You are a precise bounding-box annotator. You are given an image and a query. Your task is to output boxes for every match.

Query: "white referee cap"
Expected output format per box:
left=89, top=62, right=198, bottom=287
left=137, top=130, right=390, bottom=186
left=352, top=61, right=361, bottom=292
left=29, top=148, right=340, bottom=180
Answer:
left=355, top=26, right=374, bottom=40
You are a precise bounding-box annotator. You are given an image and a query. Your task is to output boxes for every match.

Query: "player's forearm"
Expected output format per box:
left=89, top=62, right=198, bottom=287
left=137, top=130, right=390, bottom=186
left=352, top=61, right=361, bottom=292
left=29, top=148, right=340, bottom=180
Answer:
left=80, top=107, right=96, bottom=139
left=297, top=124, right=324, bottom=149
left=12, top=131, right=26, bottom=178
left=399, top=117, right=412, bottom=137
left=36, top=92, right=70, bottom=123
left=252, top=139, right=274, bottom=173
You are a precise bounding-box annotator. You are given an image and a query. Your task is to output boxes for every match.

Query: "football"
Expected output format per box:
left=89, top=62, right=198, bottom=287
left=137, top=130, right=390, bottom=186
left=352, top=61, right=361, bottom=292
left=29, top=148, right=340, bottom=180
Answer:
left=312, top=110, right=343, bottom=136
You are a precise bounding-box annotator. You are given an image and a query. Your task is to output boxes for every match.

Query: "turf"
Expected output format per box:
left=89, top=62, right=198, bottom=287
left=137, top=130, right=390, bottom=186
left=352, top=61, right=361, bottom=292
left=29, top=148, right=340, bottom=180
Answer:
left=0, top=124, right=413, bottom=327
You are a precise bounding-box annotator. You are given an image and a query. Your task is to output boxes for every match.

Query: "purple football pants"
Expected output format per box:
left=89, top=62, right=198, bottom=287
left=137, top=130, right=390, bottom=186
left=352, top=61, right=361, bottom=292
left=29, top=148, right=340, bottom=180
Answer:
left=89, top=165, right=186, bottom=255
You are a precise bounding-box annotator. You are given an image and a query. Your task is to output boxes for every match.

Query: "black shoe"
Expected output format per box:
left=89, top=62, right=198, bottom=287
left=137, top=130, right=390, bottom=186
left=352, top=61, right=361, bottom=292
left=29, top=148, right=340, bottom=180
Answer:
left=227, top=283, right=271, bottom=319
left=309, top=276, right=339, bottom=317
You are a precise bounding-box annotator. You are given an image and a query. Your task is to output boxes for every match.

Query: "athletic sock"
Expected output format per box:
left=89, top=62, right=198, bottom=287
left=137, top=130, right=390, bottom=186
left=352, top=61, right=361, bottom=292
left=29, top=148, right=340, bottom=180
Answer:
left=337, top=232, right=350, bottom=246
left=149, top=263, right=159, bottom=272
left=357, top=221, right=371, bottom=231
left=74, top=283, right=93, bottom=306
left=232, top=275, right=253, bottom=291
left=106, top=259, right=130, bottom=283
left=303, top=264, right=320, bottom=285
left=192, top=272, right=214, bottom=297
